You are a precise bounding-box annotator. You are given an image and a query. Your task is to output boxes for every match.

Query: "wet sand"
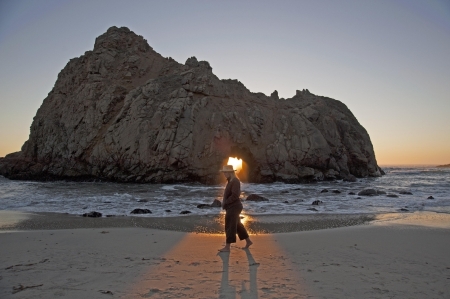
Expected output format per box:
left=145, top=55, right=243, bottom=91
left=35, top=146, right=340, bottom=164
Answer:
left=0, top=210, right=374, bottom=233
left=1, top=211, right=449, bottom=298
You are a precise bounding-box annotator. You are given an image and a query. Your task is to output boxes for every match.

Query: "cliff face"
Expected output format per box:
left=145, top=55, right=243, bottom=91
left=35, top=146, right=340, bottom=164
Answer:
left=0, top=26, right=382, bottom=184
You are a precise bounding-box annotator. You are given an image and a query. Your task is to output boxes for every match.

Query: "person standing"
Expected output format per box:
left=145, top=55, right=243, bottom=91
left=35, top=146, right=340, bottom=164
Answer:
left=218, top=165, right=253, bottom=252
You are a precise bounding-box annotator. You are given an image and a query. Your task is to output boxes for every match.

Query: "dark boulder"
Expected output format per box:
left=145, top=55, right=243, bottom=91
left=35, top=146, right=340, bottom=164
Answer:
left=312, top=200, right=323, bottom=205
left=387, top=194, right=399, bottom=198
left=358, top=189, right=386, bottom=196
left=83, top=211, right=102, bottom=217
left=197, top=204, right=210, bottom=209
left=320, top=189, right=329, bottom=193
left=399, top=191, right=413, bottom=195
left=427, top=196, right=434, bottom=199
left=246, top=194, right=269, bottom=201
left=307, top=208, right=318, bottom=212
left=130, top=208, right=152, bottom=214
left=358, top=189, right=377, bottom=196
left=332, top=190, right=341, bottom=194
left=197, top=199, right=222, bottom=208
left=348, top=192, right=355, bottom=195
left=180, top=210, right=192, bottom=214
left=343, top=174, right=357, bottom=182
left=211, top=199, right=222, bottom=207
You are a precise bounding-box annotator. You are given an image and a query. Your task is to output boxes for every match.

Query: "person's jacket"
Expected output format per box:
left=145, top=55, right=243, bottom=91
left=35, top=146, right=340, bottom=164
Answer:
left=222, top=177, right=242, bottom=210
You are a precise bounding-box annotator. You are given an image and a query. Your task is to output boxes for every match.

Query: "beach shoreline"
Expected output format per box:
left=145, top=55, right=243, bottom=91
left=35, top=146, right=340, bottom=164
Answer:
left=0, top=210, right=378, bottom=234
left=1, top=210, right=449, bottom=298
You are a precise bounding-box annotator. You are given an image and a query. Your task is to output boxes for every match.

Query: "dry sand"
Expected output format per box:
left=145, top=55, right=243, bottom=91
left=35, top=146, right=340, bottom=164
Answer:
left=1, top=211, right=449, bottom=298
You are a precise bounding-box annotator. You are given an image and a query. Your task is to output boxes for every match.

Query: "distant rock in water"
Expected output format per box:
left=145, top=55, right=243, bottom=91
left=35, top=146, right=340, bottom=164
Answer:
left=436, top=164, right=450, bottom=168
left=197, top=199, right=222, bottom=208
left=358, top=189, right=377, bottom=196
left=399, top=191, right=413, bottom=195
left=130, top=208, right=151, bottom=214
left=0, top=26, right=382, bottom=184
left=358, top=189, right=386, bottom=196
left=246, top=194, right=269, bottom=201
left=211, top=199, right=222, bottom=207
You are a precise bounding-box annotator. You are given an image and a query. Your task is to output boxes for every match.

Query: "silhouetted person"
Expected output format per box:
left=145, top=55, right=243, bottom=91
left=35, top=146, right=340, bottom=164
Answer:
left=218, top=165, right=252, bottom=252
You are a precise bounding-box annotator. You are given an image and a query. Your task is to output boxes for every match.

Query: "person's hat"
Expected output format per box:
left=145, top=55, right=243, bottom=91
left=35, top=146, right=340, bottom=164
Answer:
left=220, top=165, right=236, bottom=172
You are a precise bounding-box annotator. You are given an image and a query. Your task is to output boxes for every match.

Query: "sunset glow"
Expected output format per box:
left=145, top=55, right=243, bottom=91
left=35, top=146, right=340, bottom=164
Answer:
left=0, top=1, right=448, bottom=165
left=227, top=157, right=243, bottom=173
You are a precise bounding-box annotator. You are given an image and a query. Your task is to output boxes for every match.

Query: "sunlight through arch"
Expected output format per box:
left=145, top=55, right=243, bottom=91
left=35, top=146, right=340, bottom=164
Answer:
left=227, top=157, right=243, bottom=173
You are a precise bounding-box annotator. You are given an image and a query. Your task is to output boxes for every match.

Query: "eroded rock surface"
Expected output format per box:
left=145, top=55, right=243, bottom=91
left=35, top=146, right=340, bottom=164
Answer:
left=0, top=26, right=382, bottom=184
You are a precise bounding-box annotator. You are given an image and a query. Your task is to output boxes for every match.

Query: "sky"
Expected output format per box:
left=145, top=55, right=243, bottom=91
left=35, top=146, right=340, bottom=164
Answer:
left=0, top=0, right=449, bottom=166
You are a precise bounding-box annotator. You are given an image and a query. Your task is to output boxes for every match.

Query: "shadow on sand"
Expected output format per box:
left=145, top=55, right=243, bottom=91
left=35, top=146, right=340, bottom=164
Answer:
left=218, top=248, right=260, bottom=299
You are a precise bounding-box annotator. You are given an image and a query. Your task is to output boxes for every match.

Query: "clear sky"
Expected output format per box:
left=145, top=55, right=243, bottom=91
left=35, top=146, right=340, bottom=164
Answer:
left=0, top=0, right=449, bottom=165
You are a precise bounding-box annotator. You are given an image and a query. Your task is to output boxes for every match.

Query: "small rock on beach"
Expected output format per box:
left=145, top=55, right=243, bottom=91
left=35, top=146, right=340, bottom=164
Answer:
left=82, top=211, right=102, bottom=217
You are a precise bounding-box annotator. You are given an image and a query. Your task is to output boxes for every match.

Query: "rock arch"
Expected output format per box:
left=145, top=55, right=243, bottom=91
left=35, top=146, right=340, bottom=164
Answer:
left=0, top=26, right=383, bottom=184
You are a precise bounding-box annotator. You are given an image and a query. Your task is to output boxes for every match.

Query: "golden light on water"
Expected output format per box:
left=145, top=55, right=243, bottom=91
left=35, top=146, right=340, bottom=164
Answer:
left=227, top=157, right=243, bottom=172
left=240, top=214, right=248, bottom=226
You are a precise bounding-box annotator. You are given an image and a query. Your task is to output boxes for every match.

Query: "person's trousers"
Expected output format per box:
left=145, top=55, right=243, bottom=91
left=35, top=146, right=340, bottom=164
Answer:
left=224, top=203, right=249, bottom=243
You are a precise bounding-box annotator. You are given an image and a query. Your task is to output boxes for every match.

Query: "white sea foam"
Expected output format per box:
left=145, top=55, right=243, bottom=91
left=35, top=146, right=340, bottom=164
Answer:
left=0, top=167, right=449, bottom=217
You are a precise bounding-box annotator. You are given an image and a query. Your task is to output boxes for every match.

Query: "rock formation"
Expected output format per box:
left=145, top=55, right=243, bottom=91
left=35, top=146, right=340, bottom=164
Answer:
left=436, top=164, right=450, bottom=168
left=0, top=26, right=383, bottom=184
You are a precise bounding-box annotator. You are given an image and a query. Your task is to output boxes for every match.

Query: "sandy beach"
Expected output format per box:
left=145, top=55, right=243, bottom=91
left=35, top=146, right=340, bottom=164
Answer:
left=1, top=211, right=449, bottom=298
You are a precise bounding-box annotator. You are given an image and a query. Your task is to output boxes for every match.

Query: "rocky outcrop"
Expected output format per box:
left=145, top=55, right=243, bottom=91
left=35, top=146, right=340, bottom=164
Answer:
left=0, top=26, right=382, bottom=184
left=437, top=164, right=450, bottom=168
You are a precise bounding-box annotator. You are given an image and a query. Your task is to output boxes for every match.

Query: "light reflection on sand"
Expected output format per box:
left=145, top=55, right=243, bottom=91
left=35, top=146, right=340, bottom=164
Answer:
left=127, top=233, right=310, bottom=298
left=372, top=211, right=450, bottom=228
left=0, top=210, right=32, bottom=229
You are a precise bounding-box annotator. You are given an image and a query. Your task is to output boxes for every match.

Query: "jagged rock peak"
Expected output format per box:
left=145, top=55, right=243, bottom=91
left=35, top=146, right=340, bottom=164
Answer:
left=94, top=26, right=152, bottom=53
left=185, top=56, right=199, bottom=67
left=296, top=89, right=312, bottom=96
left=185, top=56, right=212, bottom=71
left=270, top=90, right=279, bottom=100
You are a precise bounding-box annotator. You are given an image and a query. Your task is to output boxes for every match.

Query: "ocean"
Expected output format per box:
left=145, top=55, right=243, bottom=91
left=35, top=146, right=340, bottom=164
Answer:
left=0, top=166, right=449, bottom=217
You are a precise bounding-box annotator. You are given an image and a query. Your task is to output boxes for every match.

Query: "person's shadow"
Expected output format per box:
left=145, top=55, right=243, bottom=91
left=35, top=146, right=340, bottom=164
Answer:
left=218, top=252, right=236, bottom=299
left=218, top=249, right=259, bottom=299
left=240, top=248, right=260, bottom=299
